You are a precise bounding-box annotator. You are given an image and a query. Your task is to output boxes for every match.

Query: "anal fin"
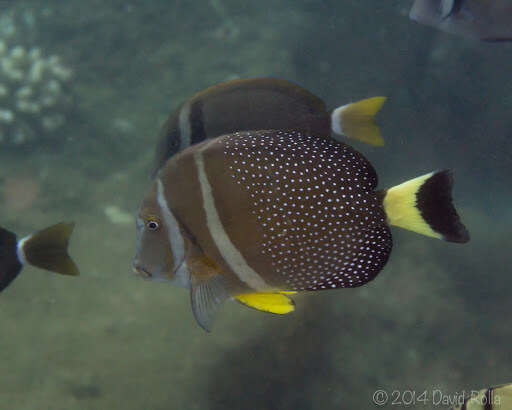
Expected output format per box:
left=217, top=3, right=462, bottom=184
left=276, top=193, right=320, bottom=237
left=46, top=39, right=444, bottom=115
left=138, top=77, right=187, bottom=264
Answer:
left=235, top=292, right=296, bottom=314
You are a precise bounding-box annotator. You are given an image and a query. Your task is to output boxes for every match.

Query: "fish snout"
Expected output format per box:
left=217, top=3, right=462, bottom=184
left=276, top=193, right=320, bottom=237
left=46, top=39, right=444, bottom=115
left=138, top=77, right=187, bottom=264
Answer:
left=131, top=260, right=153, bottom=278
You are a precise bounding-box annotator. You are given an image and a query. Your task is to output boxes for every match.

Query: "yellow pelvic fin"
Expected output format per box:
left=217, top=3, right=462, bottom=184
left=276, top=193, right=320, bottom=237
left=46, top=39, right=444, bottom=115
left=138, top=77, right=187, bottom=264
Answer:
left=381, top=170, right=469, bottom=243
left=331, top=96, right=386, bottom=146
left=235, top=292, right=295, bottom=314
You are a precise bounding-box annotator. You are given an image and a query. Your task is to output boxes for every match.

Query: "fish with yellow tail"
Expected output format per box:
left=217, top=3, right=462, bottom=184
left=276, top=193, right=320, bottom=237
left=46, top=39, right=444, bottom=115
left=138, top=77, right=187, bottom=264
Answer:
left=133, top=130, right=469, bottom=331
left=409, top=0, right=512, bottom=41
left=449, top=383, right=512, bottom=409
left=0, top=222, right=79, bottom=292
left=152, top=77, right=386, bottom=175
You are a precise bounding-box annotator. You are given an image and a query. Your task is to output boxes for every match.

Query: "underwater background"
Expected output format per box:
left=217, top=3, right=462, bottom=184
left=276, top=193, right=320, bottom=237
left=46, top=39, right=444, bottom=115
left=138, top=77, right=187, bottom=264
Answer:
left=0, top=1, right=511, bottom=409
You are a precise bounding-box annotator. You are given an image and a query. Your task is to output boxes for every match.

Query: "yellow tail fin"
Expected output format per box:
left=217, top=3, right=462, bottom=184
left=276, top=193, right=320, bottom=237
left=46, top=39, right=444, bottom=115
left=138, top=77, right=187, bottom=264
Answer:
left=330, top=96, right=386, bottom=146
left=235, top=292, right=296, bottom=314
left=381, top=170, right=469, bottom=243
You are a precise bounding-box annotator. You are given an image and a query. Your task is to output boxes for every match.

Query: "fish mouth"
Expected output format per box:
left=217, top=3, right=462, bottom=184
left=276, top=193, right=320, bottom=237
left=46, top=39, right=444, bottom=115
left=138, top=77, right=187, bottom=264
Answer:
left=131, top=260, right=187, bottom=284
left=132, top=264, right=153, bottom=279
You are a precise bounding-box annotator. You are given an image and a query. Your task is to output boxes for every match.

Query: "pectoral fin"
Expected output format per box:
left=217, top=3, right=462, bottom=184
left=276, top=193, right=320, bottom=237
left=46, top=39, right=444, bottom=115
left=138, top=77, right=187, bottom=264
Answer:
left=190, top=275, right=230, bottom=332
left=235, top=292, right=296, bottom=314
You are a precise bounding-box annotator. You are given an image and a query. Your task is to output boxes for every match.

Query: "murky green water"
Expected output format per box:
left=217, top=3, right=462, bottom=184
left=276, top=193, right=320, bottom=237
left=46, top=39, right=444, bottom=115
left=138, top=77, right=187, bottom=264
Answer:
left=0, top=1, right=511, bottom=409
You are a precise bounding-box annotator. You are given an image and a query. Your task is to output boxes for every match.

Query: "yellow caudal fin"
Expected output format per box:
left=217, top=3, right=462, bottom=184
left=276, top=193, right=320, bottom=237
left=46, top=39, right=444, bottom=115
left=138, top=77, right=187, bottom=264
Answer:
left=382, top=170, right=469, bottom=243
left=235, top=292, right=296, bottom=314
left=381, top=170, right=469, bottom=243
left=330, top=96, right=386, bottom=146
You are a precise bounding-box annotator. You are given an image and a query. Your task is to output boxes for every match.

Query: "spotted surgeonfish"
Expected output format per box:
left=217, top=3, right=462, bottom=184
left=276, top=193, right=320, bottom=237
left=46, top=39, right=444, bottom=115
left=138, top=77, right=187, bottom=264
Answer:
left=133, top=130, right=469, bottom=331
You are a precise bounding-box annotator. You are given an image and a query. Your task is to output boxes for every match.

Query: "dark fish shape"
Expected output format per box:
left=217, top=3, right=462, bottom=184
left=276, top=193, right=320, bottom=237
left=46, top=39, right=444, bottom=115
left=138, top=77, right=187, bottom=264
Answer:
left=409, top=0, right=512, bottom=41
left=152, top=77, right=386, bottom=176
left=449, top=382, right=512, bottom=409
left=0, top=222, right=79, bottom=292
left=133, top=130, right=469, bottom=331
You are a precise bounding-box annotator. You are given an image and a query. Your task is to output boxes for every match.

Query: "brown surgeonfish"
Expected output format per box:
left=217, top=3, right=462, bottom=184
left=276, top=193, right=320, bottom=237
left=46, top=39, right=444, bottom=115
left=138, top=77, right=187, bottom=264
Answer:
left=409, top=0, right=512, bottom=41
left=449, top=383, right=512, bottom=409
left=133, top=130, right=469, bottom=331
left=152, top=77, right=386, bottom=176
left=0, top=222, right=79, bottom=292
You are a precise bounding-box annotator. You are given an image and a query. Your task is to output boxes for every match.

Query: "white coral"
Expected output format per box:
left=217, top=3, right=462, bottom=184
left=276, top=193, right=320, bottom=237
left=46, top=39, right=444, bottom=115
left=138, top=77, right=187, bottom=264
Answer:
left=0, top=35, right=73, bottom=145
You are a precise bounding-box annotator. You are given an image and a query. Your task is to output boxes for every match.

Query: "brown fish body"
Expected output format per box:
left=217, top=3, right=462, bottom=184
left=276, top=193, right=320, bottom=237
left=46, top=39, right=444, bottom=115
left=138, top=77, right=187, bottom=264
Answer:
left=153, top=78, right=386, bottom=176
left=133, top=130, right=468, bottom=331
left=160, top=130, right=391, bottom=292
left=154, top=78, right=330, bottom=175
left=186, top=78, right=329, bottom=136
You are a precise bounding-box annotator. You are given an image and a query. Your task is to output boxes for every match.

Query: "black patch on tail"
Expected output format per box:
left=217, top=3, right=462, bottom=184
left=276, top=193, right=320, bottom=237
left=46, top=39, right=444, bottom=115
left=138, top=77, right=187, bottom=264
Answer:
left=416, top=170, right=470, bottom=243
left=0, top=227, right=22, bottom=292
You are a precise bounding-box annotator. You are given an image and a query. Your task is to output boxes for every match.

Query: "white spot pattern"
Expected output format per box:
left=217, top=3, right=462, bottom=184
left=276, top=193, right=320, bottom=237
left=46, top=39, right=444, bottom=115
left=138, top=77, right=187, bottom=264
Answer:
left=222, top=130, right=392, bottom=291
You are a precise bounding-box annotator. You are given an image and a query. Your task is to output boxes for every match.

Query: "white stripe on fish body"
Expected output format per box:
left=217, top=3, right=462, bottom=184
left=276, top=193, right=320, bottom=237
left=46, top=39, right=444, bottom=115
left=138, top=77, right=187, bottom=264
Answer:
left=172, top=261, right=190, bottom=288
left=156, top=178, right=186, bottom=272
left=16, top=234, right=30, bottom=265
left=178, top=101, right=192, bottom=151
left=330, top=104, right=347, bottom=136
left=194, top=140, right=271, bottom=291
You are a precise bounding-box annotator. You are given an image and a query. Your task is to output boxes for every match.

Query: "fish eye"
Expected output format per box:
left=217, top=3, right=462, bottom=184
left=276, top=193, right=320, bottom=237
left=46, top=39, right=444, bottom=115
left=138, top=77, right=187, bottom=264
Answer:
left=146, top=218, right=160, bottom=231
